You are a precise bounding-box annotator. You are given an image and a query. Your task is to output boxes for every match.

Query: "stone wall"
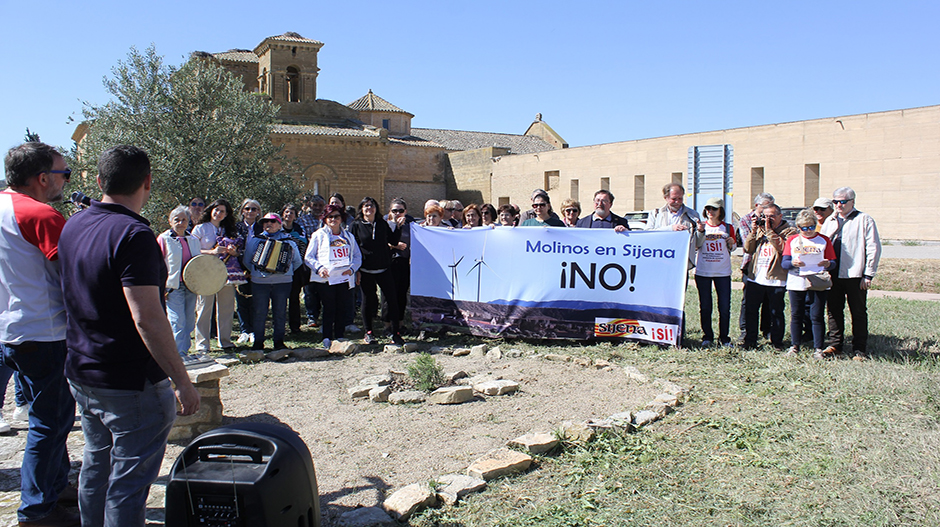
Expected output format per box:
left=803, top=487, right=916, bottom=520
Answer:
left=447, top=147, right=511, bottom=206
left=488, top=105, right=940, bottom=240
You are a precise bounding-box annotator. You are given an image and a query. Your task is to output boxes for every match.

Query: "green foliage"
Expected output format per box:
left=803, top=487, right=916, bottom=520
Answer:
left=72, top=45, right=300, bottom=222
left=408, top=352, right=444, bottom=392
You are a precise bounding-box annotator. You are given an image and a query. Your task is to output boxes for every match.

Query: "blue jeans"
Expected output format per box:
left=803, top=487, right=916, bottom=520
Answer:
left=1, top=341, right=74, bottom=522
left=70, top=378, right=177, bottom=527
left=695, top=275, right=732, bottom=344
left=235, top=282, right=253, bottom=335
left=166, top=284, right=197, bottom=355
left=0, top=362, right=26, bottom=408
left=252, top=281, right=291, bottom=347
left=790, top=289, right=828, bottom=349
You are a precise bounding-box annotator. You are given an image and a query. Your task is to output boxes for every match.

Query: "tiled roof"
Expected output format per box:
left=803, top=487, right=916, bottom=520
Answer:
left=213, top=49, right=258, bottom=63
left=388, top=135, right=445, bottom=148
left=271, top=122, right=381, bottom=138
left=410, top=128, right=557, bottom=154
left=267, top=32, right=324, bottom=45
left=348, top=90, right=411, bottom=115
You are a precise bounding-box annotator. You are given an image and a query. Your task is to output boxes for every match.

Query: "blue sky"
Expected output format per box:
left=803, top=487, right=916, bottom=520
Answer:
left=2, top=0, right=937, bottom=156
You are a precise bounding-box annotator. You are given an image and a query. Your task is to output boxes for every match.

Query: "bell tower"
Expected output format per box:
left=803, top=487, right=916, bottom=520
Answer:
left=254, top=32, right=324, bottom=104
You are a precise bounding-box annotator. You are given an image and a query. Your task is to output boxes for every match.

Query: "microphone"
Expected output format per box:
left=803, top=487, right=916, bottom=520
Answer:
left=70, top=191, right=91, bottom=207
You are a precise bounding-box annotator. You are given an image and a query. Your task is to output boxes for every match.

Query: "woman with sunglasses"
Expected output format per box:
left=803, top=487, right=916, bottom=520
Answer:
left=782, top=209, right=835, bottom=358
left=560, top=199, right=581, bottom=227
left=521, top=194, right=565, bottom=226
left=305, top=204, right=361, bottom=349
left=350, top=197, right=405, bottom=345
left=693, top=198, right=736, bottom=347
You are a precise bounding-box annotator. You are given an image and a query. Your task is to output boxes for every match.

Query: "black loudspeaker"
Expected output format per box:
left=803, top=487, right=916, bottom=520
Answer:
left=165, top=422, right=320, bottom=527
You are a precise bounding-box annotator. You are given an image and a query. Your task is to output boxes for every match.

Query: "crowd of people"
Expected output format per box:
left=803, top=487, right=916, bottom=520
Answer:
left=0, top=138, right=883, bottom=525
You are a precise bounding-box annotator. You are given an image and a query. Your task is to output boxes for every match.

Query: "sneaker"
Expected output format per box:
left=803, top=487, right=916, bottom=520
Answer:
left=11, top=405, right=29, bottom=423
left=0, top=416, right=10, bottom=434
left=392, top=333, right=404, bottom=346
left=236, top=333, right=251, bottom=345
left=321, top=338, right=331, bottom=350
left=785, top=346, right=799, bottom=356
left=813, top=348, right=834, bottom=360
left=701, top=340, right=713, bottom=348
left=18, top=504, right=80, bottom=526
left=273, top=341, right=288, bottom=351
left=363, top=331, right=374, bottom=344
left=345, top=324, right=361, bottom=333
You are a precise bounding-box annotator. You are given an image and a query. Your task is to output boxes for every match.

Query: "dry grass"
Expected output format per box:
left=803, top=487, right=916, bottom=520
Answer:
left=872, top=259, right=940, bottom=294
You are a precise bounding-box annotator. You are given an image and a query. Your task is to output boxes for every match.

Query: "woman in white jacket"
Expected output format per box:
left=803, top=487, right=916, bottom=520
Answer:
left=157, top=206, right=203, bottom=357
left=305, top=204, right=362, bottom=349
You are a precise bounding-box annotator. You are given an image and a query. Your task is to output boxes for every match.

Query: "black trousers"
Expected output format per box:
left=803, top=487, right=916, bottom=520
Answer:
left=826, top=277, right=869, bottom=354
left=360, top=270, right=399, bottom=334
left=382, top=258, right=410, bottom=325
left=744, top=282, right=786, bottom=349
left=315, top=281, right=352, bottom=341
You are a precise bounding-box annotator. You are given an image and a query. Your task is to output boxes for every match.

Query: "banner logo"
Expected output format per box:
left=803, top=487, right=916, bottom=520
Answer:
left=595, top=318, right=647, bottom=337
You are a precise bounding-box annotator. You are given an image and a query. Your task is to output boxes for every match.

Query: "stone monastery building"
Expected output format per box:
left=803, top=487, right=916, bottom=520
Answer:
left=215, top=32, right=936, bottom=241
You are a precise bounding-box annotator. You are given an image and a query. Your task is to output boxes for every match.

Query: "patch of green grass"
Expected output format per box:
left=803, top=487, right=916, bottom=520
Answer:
left=901, top=240, right=921, bottom=246
left=408, top=352, right=445, bottom=392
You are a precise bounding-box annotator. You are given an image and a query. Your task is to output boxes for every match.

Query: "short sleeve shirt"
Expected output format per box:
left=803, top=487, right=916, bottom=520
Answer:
left=695, top=222, right=735, bottom=277
left=59, top=201, right=169, bottom=390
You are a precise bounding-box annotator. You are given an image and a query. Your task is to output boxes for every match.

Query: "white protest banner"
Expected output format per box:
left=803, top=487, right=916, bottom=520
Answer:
left=410, top=225, right=690, bottom=345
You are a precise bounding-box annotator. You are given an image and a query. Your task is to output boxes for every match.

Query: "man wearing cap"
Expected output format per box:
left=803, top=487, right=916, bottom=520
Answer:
left=1, top=142, right=78, bottom=526
left=58, top=145, right=200, bottom=526
left=819, top=187, right=881, bottom=360
left=575, top=189, right=629, bottom=231
left=813, top=197, right=833, bottom=230
left=243, top=213, right=302, bottom=351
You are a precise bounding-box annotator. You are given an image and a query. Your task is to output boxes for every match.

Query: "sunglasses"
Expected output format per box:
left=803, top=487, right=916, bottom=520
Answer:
left=191, top=201, right=205, bottom=207
left=532, top=203, right=548, bottom=208
left=800, top=225, right=816, bottom=232
left=244, top=207, right=259, bottom=212
left=48, top=169, right=71, bottom=181
left=391, top=208, right=405, bottom=213
left=563, top=208, right=579, bottom=214
left=813, top=207, right=828, bottom=212
left=832, top=199, right=853, bottom=205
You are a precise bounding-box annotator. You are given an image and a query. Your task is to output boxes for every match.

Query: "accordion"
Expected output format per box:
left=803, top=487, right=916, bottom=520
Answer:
left=251, top=239, right=293, bottom=274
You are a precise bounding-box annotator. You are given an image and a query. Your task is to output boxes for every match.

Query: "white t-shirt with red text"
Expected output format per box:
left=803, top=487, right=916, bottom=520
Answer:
left=695, top=222, right=735, bottom=277
left=783, top=233, right=836, bottom=291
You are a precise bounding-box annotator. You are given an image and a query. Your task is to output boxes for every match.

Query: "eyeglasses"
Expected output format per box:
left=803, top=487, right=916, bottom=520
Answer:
left=800, top=225, right=816, bottom=232
left=832, top=199, right=853, bottom=205
left=49, top=169, right=71, bottom=181
left=244, top=207, right=259, bottom=212
left=190, top=201, right=205, bottom=207
left=563, top=208, right=579, bottom=214
left=455, top=208, right=464, bottom=213
left=813, top=207, right=829, bottom=212
left=391, top=209, right=405, bottom=214
left=532, top=203, right=548, bottom=208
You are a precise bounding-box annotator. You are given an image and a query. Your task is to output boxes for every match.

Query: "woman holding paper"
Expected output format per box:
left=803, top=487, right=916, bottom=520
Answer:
left=693, top=198, right=736, bottom=347
left=782, top=209, right=836, bottom=358
left=306, top=204, right=362, bottom=349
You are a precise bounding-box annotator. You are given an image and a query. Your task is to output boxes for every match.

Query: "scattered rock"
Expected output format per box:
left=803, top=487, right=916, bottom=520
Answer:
left=429, top=346, right=448, bottom=354
left=469, top=344, right=487, bottom=358
left=633, top=409, right=661, bottom=427
left=653, top=393, right=680, bottom=407
left=186, top=362, right=230, bottom=383
left=445, top=371, right=469, bottom=383
left=560, top=421, right=596, bottom=442
left=290, top=347, right=329, bottom=360
left=572, top=357, right=592, bottom=367
left=586, top=418, right=614, bottom=430
left=369, top=385, right=391, bottom=403
left=382, top=483, right=437, bottom=521
left=593, top=359, right=613, bottom=369
left=644, top=401, right=672, bottom=417
left=467, top=374, right=500, bottom=386
left=434, top=473, right=486, bottom=506
left=654, top=378, right=689, bottom=402
left=348, top=385, right=375, bottom=399
left=388, top=390, right=427, bottom=405
left=507, top=433, right=559, bottom=454
left=505, top=349, right=524, bottom=358
left=331, top=340, right=362, bottom=355
left=467, top=447, right=533, bottom=481
left=383, top=344, right=403, bottom=354
left=624, top=365, right=649, bottom=383
left=237, top=350, right=264, bottom=363
left=486, top=347, right=502, bottom=360
left=214, top=356, right=240, bottom=367
left=264, top=349, right=290, bottom=361
left=474, top=379, right=519, bottom=396
left=609, top=412, right=636, bottom=432
left=428, top=386, right=474, bottom=405
left=403, top=343, right=420, bottom=353
left=544, top=353, right=570, bottom=363
left=359, top=373, right=392, bottom=387
left=452, top=348, right=471, bottom=357
left=337, top=506, right=396, bottom=527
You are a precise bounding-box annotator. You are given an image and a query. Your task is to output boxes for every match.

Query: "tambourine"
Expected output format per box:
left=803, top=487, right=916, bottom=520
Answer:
left=182, top=254, right=228, bottom=296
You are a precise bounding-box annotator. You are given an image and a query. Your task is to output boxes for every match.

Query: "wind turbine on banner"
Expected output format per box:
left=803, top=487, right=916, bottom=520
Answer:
left=467, top=233, right=499, bottom=302
left=448, top=249, right=464, bottom=299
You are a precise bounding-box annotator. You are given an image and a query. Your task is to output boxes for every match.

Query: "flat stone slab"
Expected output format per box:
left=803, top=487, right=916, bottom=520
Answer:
left=560, top=421, right=596, bottom=442
left=264, top=349, right=290, bottom=361
left=428, top=386, right=474, bottom=404
left=382, top=483, right=436, bottom=521
left=337, top=506, right=396, bottom=527
left=290, top=347, right=329, bottom=360
left=331, top=340, right=362, bottom=355
left=507, top=432, right=559, bottom=454
left=388, top=390, right=427, bottom=405
left=402, top=342, right=420, bottom=352
left=474, top=379, right=519, bottom=396
left=383, top=344, right=403, bottom=353
left=186, top=362, right=230, bottom=384
left=369, top=385, right=391, bottom=403
left=348, top=385, right=376, bottom=399
left=467, top=447, right=533, bottom=481
left=469, top=344, right=487, bottom=358
left=633, top=409, right=661, bottom=427
left=624, top=365, right=650, bottom=383
left=544, top=353, right=571, bottom=363
left=486, top=346, right=502, bottom=360
left=452, top=347, right=471, bottom=357
left=237, top=350, right=264, bottom=363
left=653, top=393, right=680, bottom=407
left=359, top=373, right=392, bottom=386
left=435, top=473, right=486, bottom=506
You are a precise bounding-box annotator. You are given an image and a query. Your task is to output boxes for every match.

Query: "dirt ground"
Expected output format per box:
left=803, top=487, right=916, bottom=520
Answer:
left=0, top=348, right=661, bottom=526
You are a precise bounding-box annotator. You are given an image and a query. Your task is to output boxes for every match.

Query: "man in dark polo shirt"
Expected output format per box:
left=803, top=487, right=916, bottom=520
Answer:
left=575, top=189, right=630, bottom=231
left=58, top=145, right=200, bottom=527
